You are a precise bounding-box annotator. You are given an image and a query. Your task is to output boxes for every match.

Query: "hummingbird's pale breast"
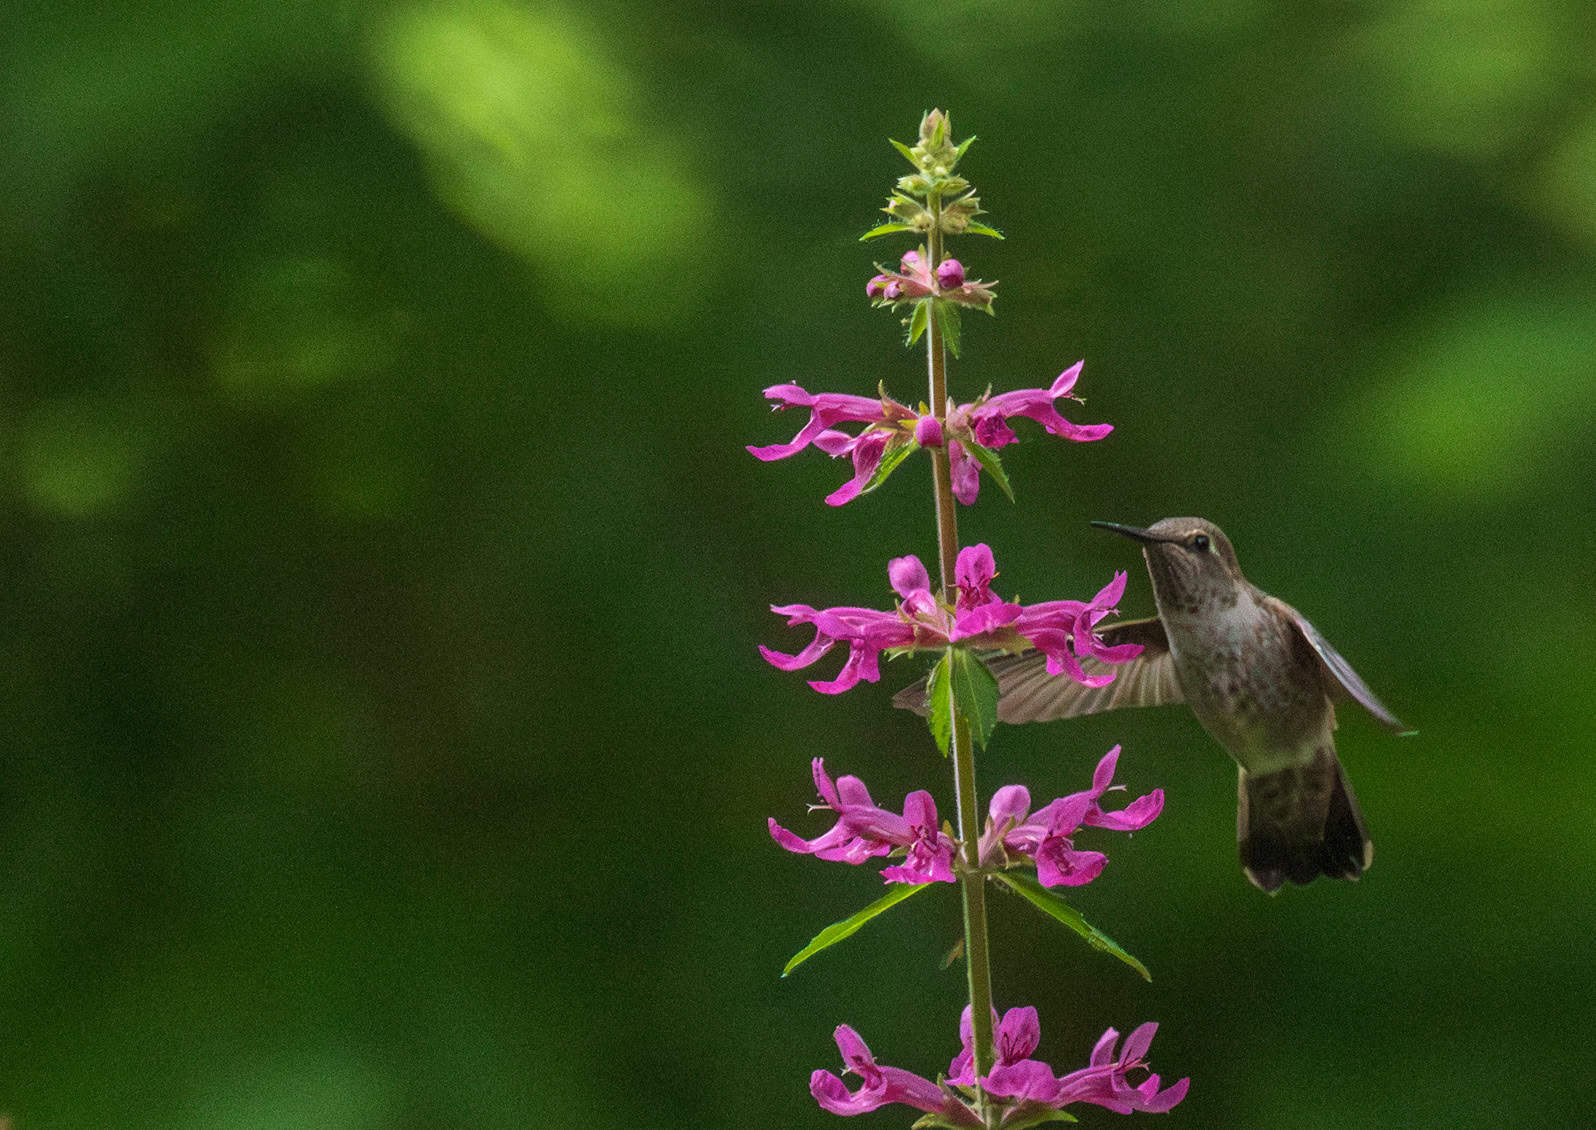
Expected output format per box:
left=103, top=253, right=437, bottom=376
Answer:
left=1157, top=582, right=1334, bottom=776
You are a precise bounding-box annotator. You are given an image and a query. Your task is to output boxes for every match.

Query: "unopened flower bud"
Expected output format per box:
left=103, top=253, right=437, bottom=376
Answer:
left=936, top=259, right=965, bottom=290
left=914, top=415, right=944, bottom=448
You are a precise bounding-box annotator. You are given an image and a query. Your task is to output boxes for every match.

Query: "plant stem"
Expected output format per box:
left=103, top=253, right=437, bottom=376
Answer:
left=925, top=219, right=999, bottom=1130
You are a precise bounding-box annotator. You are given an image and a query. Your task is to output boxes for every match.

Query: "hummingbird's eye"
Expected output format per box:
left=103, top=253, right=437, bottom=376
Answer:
left=1192, top=534, right=1211, bottom=553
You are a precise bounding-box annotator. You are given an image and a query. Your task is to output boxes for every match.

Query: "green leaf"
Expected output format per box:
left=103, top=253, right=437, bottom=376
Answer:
left=859, top=437, right=917, bottom=497
left=965, top=221, right=1005, bottom=239
left=952, top=135, right=977, bottom=165
left=889, top=138, right=919, bottom=167
left=999, top=1110, right=1079, bottom=1129
left=959, top=436, right=1015, bottom=502
left=994, top=873, right=1151, bottom=981
left=925, top=652, right=953, bottom=755
left=905, top=300, right=929, bottom=347
left=913, top=1115, right=991, bottom=1130
left=782, top=882, right=934, bottom=977
left=914, top=1112, right=1043, bottom=1130
left=949, top=648, right=999, bottom=750
left=932, top=299, right=962, bottom=358
left=861, top=222, right=915, bottom=242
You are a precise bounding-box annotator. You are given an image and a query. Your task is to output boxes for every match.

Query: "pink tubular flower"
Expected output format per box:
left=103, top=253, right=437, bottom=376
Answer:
left=811, top=1025, right=978, bottom=1125
left=747, top=386, right=914, bottom=464
left=768, top=747, right=1159, bottom=889
left=769, top=759, right=956, bottom=884
left=747, top=383, right=918, bottom=507
left=978, top=746, right=1164, bottom=888
left=945, top=361, right=1113, bottom=504
left=947, top=1005, right=1046, bottom=1090
left=747, top=362, right=1110, bottom=507
left=1013, top=570, right=1144, bottom=688
left=761, top=544, right=1137, bottom=695
left=812, top=1005, right=1187, bottom=1124
left=1045, top=1024, right=1191, bottom=1114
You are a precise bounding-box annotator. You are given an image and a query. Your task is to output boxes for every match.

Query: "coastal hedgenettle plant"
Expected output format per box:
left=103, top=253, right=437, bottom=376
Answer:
left=752, top=111, right=1187, bottom=1127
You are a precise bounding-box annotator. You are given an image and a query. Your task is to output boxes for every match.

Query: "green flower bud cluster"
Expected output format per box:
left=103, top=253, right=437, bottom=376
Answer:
left=872, top=111, right=1000, bottom=240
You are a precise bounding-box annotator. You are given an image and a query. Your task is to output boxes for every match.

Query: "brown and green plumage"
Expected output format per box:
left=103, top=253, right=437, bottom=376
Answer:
left=896, top=518, right=1409, bottom=892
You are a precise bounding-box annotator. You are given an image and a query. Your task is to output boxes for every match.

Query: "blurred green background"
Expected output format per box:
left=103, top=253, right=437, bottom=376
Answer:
left=3, top=0, right=1594, bottom=1126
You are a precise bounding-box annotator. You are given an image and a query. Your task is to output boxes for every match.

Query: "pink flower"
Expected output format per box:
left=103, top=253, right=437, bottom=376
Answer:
left=747, top=386, right=913, bottom=464
left=747, top=383, right=918, bottom=507
left=945, top=361, right=1114, bottom=504
left=947, top=1004, right=1046, bottom=1090
left=978, top=747, right=1164, bottom=888
left=769, top=759, right=957, bottom=884
left=962, top=361, right=1110, bottom=446
left=868, top=248, right=995, bottom=312
left=1044, top=1024, right=1191, bottom=1114
left=769, top=746, right=1160, bottom=889
left=761, top=545, right=1137, bottom=695
left=748, top=362, right=1111, bottom=507
left=811, top=1025, right=977, bottom=1125
left=1012, top=570, right=1144, bottom=688
left=866, top=248, right=935, bottom=301
left=811, top=1005, right=1187, bottom=1123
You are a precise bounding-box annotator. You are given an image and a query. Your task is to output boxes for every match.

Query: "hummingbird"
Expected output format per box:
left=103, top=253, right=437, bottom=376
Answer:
left=895, top=517, right=1410, bottom=892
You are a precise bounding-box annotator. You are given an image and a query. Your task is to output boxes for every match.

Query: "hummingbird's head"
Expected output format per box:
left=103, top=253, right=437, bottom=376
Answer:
left=1091, top=516, right=1244, bottom=616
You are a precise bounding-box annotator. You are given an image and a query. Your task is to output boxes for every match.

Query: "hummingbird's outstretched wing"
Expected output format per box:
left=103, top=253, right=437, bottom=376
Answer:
left=891, top=617, right=1183, bottom=723
left=1279, top=603, right=1411, bottom=734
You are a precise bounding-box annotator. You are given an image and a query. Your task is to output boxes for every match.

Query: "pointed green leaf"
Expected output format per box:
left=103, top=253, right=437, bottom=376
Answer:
left=914, top=1112, right=1036, bottom=1130
left=905, top=300, right=929, bottom=347
left=952, top=135, right=977, bottom=165
left=861, top=222, right=915, bottom=241
left=925, top=652, right=953, bottom=755
left=994, top=873, right=1150, bottom=981
left=1000, top=1110, right=1079, bottom=1129
left=966, top=222, right=1005, bottom=239
left=860, top=437, right=918, bottom=497
left=949, top=648, right=999, bottom=750
left=890, top=138, right=919, bottom=167
left=913, top=1115, right=986, bottom=1130
left=932, top=299, right=962, bottom=358
left=959, top=436, right=1015, bottom=502
left=782, top=882, right=934, bottom=977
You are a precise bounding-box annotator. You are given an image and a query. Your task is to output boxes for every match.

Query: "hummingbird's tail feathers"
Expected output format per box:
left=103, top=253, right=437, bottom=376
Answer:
left=1237, top=748, right=1372, bottom=894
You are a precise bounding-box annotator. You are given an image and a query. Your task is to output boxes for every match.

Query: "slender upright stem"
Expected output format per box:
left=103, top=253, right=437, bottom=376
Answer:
left=925, top=259, right=960, bottom=596
left=924, top=217, right=999, bottom=1129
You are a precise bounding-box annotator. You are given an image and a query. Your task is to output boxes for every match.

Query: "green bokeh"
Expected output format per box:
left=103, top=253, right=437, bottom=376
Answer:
left=3, top=1, right=1593, bottom=1127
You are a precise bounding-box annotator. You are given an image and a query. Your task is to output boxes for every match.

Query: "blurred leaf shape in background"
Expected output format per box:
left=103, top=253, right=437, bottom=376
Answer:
left=1347, top=0, right=1575, bottom=160
left=1361, top=289, right=1596, bottom=502
left=368, top=0, right=716, bottom=327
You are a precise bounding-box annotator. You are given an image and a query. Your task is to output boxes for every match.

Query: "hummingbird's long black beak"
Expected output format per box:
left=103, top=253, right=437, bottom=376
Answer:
left=1090, top=520, right=1171, bottom=545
